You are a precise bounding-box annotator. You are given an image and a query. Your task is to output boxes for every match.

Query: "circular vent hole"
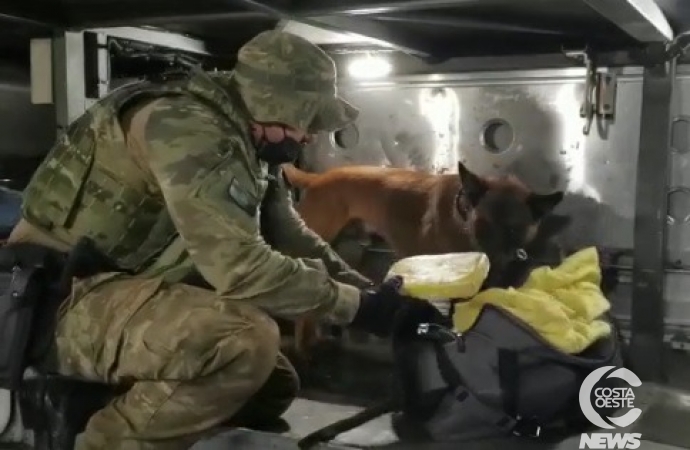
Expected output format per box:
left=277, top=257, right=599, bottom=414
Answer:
left=481, top=119, right=514, bottom=154
left=333, top=123, right=360, bottom=149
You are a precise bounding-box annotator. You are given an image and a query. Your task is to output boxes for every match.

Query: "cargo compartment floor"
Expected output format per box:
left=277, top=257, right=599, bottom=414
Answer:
left=190, top=341, right=690, bottom=450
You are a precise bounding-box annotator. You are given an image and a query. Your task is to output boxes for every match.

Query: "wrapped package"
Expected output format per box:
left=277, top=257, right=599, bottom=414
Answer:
left=386, top=252, right=490, bottom=315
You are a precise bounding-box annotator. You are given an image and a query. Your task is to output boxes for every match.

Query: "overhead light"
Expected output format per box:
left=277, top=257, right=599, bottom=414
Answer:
left=347, top=54, right=392, bottom=79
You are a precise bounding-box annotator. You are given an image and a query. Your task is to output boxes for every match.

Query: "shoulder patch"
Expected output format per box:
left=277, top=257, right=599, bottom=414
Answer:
left=227, top=177, right=260, bottom=217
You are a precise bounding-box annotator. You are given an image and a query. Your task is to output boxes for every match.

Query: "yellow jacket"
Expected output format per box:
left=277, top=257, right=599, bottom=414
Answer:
left=453, top=247, right=612, bottom=354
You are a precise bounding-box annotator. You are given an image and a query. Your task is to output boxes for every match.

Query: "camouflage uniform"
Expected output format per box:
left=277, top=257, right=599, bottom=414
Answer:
left=8, top=30, right=369, bottom=450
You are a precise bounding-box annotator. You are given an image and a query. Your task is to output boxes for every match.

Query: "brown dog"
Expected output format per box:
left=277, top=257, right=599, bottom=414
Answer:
left=283, top=162, right=568, bottom=354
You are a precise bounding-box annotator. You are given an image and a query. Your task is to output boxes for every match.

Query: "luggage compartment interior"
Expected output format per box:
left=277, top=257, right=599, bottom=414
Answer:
left=4, top=1, right=690, bottom=449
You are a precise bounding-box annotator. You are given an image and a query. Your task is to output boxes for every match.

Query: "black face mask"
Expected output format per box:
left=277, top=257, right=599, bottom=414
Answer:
left=256, top=138, right=303, bottom=165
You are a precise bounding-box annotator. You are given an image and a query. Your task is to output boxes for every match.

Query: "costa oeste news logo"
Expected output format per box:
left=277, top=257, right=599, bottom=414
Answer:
left=579, top=366, right=643, bottom=449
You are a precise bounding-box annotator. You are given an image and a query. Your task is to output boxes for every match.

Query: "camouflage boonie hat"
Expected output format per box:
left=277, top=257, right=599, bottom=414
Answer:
left=234, top=30, right=359, bottom=133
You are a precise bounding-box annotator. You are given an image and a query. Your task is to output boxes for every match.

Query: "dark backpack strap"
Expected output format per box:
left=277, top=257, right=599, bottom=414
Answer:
left=498, top=348, right=520, bottom=419
left=430, top=334, right=593, bottom=439
left=296, top=398, right=396, bottom=450
left=431, top=332, right=608, bottom=440
left=496, top=349, right=554, bottom=438
left=429, top=339, right=543, bottom=436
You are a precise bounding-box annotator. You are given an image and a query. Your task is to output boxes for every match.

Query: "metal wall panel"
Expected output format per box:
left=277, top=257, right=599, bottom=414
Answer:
left=301, top=66, right=690, bottom=335
left=0, top=64, right=55, bottom=158
left=665, top=68, right=690, bottom=332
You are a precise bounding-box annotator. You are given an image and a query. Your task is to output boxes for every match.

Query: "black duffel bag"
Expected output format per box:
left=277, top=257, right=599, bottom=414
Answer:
left=298, top=303, right=625, bottom=449
left=0, top=242, right=66, bottom=390
left=388, top=304, right=625, bottom=442
left=0, top=237, right=123, bottom=390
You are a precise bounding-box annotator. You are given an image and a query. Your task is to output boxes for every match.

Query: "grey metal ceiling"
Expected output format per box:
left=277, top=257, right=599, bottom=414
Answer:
left=0, top=0, right=683, bottom=63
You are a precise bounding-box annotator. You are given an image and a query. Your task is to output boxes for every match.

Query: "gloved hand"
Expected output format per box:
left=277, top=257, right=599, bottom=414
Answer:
left=349, top=276, right=451, bottom=338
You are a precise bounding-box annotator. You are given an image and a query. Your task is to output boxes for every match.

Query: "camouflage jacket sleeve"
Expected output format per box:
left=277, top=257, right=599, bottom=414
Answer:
left=260, top=167, right=373, bottom=289
left=141, top=96, right=361, bottom=324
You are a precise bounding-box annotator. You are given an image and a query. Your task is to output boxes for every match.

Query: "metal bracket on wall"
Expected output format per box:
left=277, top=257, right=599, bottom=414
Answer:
left=52, top=31, right=113, bottom=132
left=562, top=48, right=617, bottom=134
left=665, top=31, right=690, bottom=62
left=88, top=27, right=209, bottom=56
left=597, top=72, right=617, bottom=120
left=632, top=33, right=690, bottom=68
left=53, top=32, right=90, bottom=130
left=51, top=27, right=209, bottom=131
left=83, top=32, right=110, bottom=101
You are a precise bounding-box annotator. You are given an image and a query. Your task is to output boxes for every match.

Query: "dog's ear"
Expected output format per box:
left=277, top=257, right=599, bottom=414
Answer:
left=527, top=191, right=564, bottom=219
left=458, top=162, right=487, bottom=206
left=537, top=214, right=572, bottom=240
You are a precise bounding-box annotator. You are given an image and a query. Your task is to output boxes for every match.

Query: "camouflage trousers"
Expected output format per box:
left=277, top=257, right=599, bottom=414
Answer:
left=55, top=274, right=299, bottom=450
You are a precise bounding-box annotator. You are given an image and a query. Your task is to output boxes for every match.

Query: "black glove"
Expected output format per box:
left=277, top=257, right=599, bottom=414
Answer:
left=349, top=276, right=451, bottom=338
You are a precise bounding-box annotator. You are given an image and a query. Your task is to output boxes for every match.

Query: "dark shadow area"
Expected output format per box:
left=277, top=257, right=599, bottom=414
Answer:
left=0, top=185, right=22, bottom=238
left=0, top=156, right=44, bottom=191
